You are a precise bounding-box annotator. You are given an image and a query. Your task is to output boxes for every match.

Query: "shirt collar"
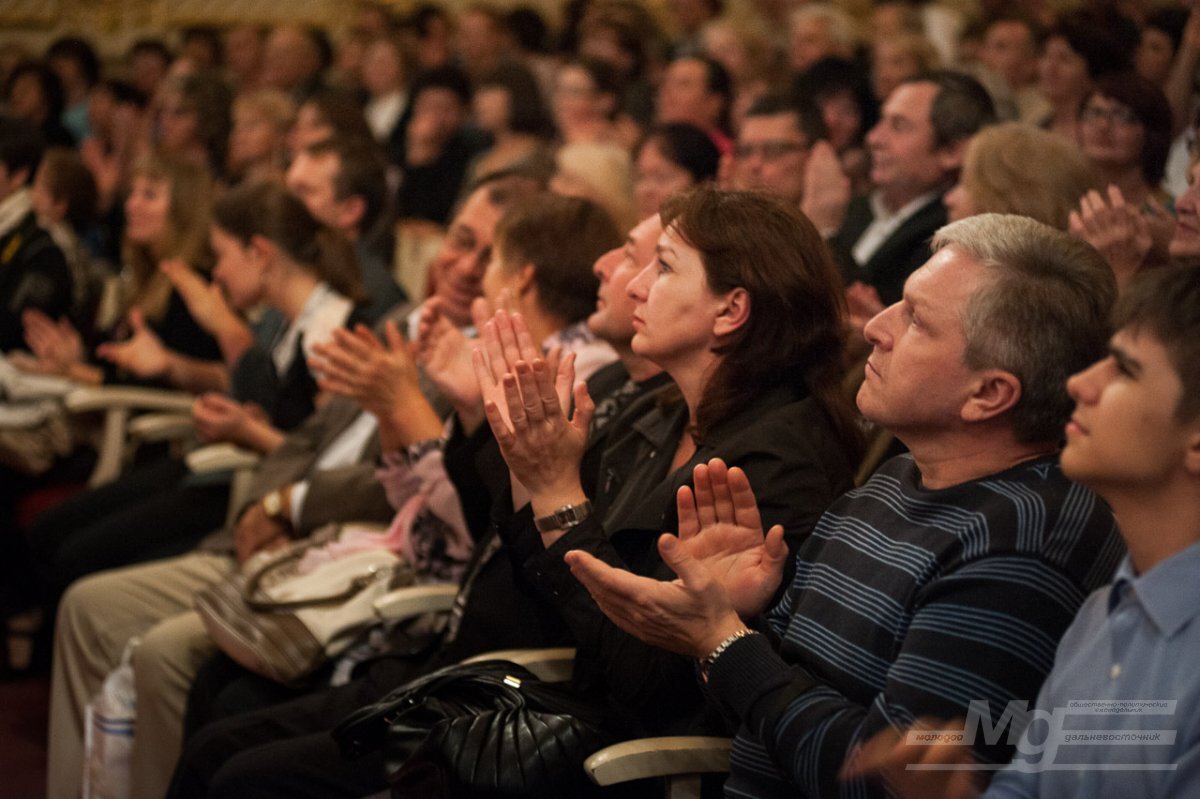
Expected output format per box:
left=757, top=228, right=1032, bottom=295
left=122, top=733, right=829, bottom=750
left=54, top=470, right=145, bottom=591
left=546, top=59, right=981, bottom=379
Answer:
left=0, top=188, right=33, bottom=238
left=1109, top=541, right=1200, bottom=638
left=867, top=189, right=941, bottom=226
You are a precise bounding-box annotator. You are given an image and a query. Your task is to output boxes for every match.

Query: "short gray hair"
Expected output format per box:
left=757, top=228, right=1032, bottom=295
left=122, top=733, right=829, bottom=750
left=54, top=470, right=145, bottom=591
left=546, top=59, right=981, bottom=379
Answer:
left=933, top=213, right=1115, bottom=443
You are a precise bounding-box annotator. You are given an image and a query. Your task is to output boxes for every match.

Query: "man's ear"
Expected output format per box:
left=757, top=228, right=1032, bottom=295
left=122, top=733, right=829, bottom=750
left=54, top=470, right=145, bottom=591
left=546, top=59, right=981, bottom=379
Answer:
left=515, top=262, right=536, bottom=297
left=713, top=287, right=750, bottom=337
left=961, top=369, right=1022, bottom=424
left=1183, top=422, right=1200, bottom=477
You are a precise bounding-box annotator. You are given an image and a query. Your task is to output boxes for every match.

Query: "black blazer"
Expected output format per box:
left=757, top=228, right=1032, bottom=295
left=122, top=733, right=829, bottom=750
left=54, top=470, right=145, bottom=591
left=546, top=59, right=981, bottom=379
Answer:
left=830, top=194, right=948, bottom=305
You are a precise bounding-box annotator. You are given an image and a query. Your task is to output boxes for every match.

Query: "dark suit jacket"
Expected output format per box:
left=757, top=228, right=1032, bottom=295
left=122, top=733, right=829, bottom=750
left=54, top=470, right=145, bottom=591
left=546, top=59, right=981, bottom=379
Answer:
left=829, top=193, right=948, bottom=305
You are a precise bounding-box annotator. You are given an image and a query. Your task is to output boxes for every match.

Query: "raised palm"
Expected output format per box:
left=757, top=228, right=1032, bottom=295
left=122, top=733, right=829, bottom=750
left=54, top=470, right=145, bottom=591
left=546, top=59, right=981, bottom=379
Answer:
left=668, top=459, right=788, bottom=619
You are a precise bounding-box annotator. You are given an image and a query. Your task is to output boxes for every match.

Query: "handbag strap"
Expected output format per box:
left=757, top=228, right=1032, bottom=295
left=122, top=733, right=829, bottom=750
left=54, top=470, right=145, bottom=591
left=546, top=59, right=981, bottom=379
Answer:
left=241, top=546, right=389, bottom=612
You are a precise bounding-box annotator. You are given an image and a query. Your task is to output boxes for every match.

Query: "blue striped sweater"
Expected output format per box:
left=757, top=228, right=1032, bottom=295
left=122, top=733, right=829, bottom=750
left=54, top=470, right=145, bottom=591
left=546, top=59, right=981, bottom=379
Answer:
left=705, top=454, right=1124, bottom=799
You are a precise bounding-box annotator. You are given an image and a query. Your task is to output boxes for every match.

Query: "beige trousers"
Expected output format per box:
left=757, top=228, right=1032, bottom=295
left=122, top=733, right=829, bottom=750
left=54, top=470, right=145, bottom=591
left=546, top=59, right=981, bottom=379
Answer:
left=47, top=551, right=235, bottom=799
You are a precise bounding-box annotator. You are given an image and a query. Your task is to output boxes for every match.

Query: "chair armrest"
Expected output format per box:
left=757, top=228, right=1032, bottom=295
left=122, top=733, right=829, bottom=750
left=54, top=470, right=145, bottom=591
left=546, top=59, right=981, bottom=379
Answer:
left=372, top=583, right=459, bottom=621
left=185, top=442, right=261, bottom=475
left=63, top=385, right=195, bottom=414
left=64, top=386, right=196, bottom=486
left=461, top=648, right=576, bottom=682
left=584, top=736, right=732, bottom=787
left=128, top=412, right=195, bottom=444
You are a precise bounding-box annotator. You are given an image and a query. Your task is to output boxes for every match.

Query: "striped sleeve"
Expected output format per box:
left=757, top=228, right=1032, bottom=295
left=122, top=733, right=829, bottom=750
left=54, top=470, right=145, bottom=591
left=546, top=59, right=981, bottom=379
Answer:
left=707, top=554, right=1088, bottom=798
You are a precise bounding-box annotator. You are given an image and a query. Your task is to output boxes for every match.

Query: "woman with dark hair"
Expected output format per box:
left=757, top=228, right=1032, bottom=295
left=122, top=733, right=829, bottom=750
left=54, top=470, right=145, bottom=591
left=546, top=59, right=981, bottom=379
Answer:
left=633, top=122, right=719, bottom=219
left=1038, top=8, right=1137, bottom=141
left=468, top=62, right=555, bottom=180
left=1078, top=72, right=1174, bottom=209
left=3, top=60, right=75, bottom=147
left=552, top=56, right=623, bottom=145
left=794, top=56, right=878, bottom=193
left=479, top=186, right=861, bottom=747
left=155, top=71, right=233, bottom=178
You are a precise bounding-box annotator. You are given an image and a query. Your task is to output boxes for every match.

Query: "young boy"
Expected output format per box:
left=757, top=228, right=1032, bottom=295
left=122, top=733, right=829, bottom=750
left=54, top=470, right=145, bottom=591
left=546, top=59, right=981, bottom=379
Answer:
left=849, top=265, right=1200, bottom=798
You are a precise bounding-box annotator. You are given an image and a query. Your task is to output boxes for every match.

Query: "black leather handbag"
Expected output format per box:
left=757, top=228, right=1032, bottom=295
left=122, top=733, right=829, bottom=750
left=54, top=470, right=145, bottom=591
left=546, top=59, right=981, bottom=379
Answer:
left=333, top=659, right=611, bottom=798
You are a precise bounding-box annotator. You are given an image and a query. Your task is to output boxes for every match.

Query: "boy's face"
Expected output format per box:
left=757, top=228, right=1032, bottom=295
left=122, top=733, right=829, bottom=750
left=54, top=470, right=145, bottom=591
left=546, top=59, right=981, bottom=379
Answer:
left=1063, top=327, right=1196, bottom=492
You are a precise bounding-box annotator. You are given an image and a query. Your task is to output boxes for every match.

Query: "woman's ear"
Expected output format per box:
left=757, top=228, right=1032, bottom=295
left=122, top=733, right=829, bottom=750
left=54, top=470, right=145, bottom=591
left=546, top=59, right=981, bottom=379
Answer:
left=713, top=287, right=751, bottom=337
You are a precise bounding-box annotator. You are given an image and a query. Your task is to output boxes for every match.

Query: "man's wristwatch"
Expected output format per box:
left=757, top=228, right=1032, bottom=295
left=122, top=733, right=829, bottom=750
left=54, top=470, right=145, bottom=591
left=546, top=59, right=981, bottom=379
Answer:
left=261, top=488, right=289, bottom=522
left=534, top=499, right=593, bottom=533
left=699, top=628, right=758, bottom=682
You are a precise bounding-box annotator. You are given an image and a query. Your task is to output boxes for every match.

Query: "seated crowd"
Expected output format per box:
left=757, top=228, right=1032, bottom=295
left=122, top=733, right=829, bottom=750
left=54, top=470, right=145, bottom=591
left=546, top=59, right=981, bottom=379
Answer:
left=0, top=2, right=1198, bottom=797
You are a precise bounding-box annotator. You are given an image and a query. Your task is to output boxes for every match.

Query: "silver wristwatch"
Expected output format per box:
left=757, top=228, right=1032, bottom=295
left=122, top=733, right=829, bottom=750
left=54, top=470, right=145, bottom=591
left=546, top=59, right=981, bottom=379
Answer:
left=534, top=499, right=593, bottom=533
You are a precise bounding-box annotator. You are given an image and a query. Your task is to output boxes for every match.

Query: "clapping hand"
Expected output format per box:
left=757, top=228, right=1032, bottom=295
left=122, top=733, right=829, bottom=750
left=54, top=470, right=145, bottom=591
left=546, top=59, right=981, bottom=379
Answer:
left=310, top=322, right=421, bottom=419
left=96, top=309, right=170, bottom=378
left=192, top=393, right=263, bottom=444
left=21, top=309, right=84, bottom=374
left=839, top=718, right=984, bottom=799
left=802, top=140, right=852, bottom=235
left=415, top=297, right=488, bottom=427
left=1068, top=185, right=1155, bottom=288
left=565, top=459, right=788, bottom=658
left=473, top=308, right=587, bottom=507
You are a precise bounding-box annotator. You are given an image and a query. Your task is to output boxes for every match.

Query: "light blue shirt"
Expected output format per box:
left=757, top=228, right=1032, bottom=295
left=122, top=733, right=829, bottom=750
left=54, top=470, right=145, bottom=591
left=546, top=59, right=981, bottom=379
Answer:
left=983, top=541, right=1200, bottom=798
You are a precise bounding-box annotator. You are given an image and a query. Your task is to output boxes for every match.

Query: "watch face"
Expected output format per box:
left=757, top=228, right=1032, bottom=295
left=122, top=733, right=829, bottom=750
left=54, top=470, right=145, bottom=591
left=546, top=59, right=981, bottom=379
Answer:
left=263, top=491, right=282, bottom=517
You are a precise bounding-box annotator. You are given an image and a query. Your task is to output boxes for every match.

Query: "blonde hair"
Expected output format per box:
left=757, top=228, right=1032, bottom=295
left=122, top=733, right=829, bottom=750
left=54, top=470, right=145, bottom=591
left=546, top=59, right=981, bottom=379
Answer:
left=233, top=89, right=296, bottom=135
left=962, top=123, right=1096, bottom=230
left=122, top=152, right=214, bottom=321
left=552, top=141, right=637, bottom=232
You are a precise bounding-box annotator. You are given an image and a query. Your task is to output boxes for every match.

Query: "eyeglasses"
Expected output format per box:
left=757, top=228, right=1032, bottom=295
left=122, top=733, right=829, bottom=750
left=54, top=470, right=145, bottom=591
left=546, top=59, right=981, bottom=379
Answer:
left=733, top=141, right=807, bottom=160
left=1080, top=105, right=1140, bottom=127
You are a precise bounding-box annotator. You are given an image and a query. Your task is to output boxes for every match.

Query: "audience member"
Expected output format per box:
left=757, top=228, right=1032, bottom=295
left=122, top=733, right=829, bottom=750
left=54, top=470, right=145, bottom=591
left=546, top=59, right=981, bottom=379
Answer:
left=360, top=35, right=410, bottom=145
left=569, top=213, right=1123, bottom=798
left=551, top=57, right=622, bottom=145
left=45, top=170, right=540, bottom=799
left=728, top=92, right=822, bottom=208
left=286, top=88, right=375, bottom=161
left=3, top=60, right=75, bottom=148
left=394, top=66, right=487, bottom=225
left=0, top=116, right=72, bottom=353
left=226, top=89, right=294, bottom=185
left=848, top=265, right=1200, bottom=799
left=793, top=56, right=877, bottom=193
left=944, top=122, right=1095, bottom=229
left=260, top=25, right=328, bottom=103
left=871, top=30, right=941, bottom=102
left=633, top=122, right=719, bottom=220
left=468, top=61, right=555, bottom=181
left=1077, top=72, right=1173, bottom=209
left=810, top=71, right=995, bottom=307
left=153, top=72, right=233, bottom=178
left=127, top=38, right=173, bottom=101
left=655, top=54, right=733, bottom=151
left=286, top=137, right=406, bottom=320
left=1038, top=9, right=1135, bottom=141
left=30, top=147, right=99, bottom=316
left=168, top=209, right=661, bottom=799
left=787, top=4, right=859, bottom=74
left=45, top=37, right=100, bottom=143
left=222, top=24, right=266, bottom=92
left=550, top=140, right=637, bottom=232
left=977, top=13, right=1046, bottom=123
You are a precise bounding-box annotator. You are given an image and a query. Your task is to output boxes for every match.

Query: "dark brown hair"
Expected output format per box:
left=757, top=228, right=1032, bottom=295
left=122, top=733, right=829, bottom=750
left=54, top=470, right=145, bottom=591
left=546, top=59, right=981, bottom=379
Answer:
left=213, top=180, right=365, bottom=303
left=660, top=187, right=861, bottom=455
left=493, top=193, right=620, bottom=323
left=1114, top=266, right=1200, bottom=421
